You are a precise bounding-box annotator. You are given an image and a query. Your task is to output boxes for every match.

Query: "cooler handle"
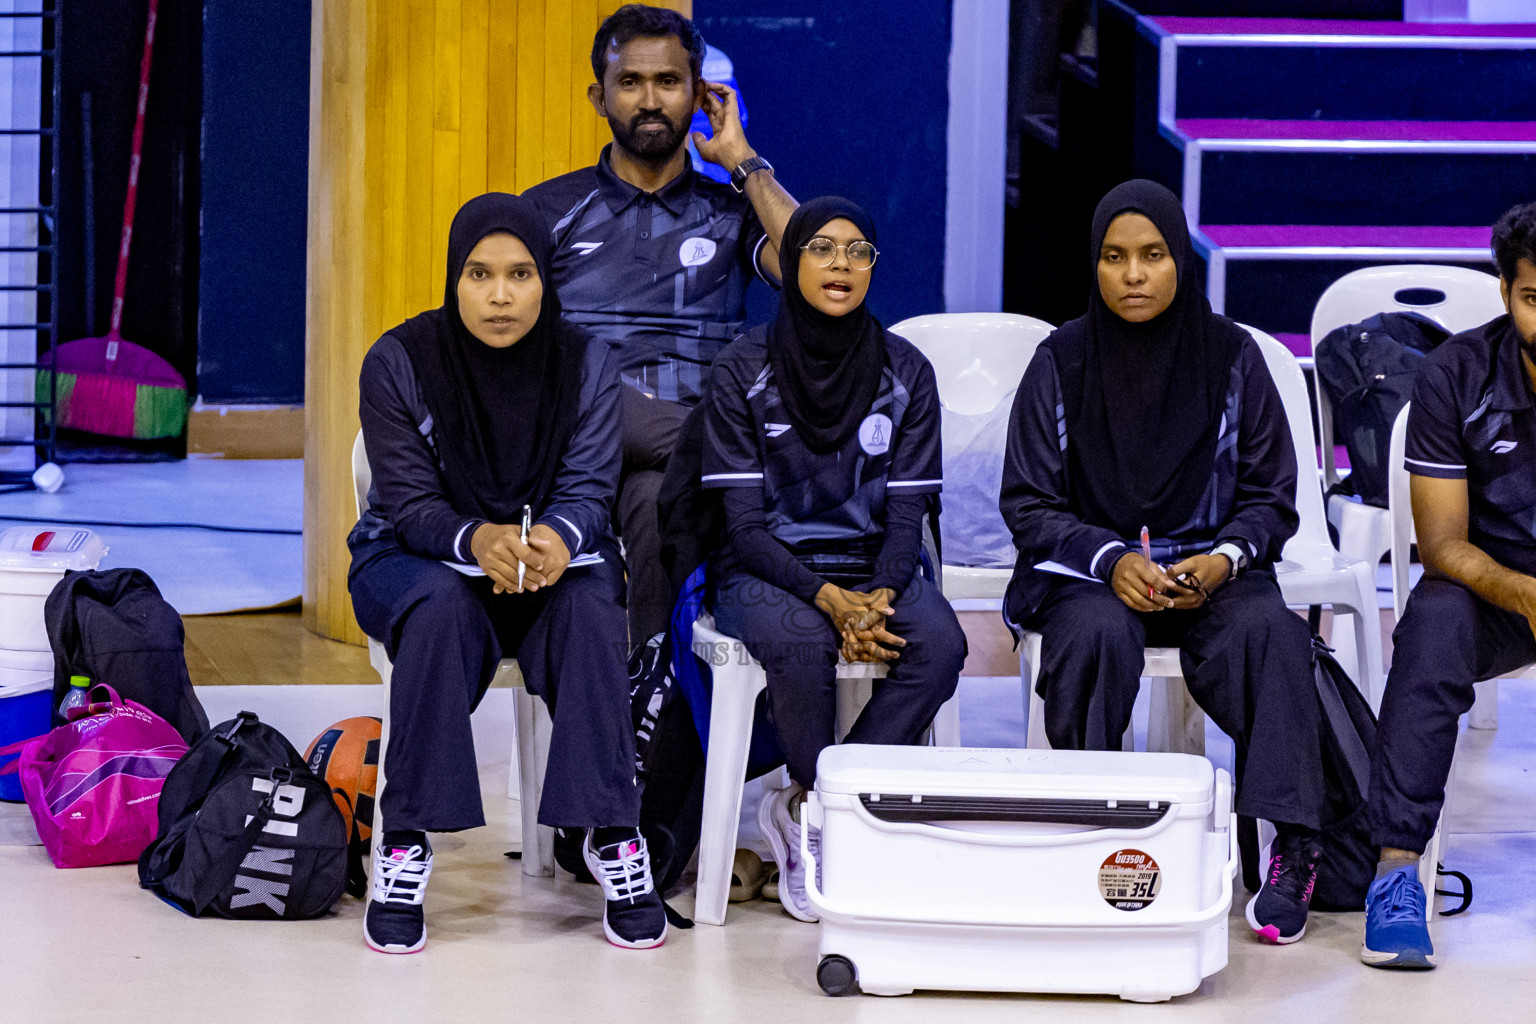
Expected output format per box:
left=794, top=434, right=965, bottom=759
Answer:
left=836, top=788, right=1185, bottom=849
left=858, top=793, right=1169, bottom=829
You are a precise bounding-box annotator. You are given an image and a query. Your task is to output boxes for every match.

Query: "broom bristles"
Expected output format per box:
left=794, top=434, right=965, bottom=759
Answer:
left=134, top=383, right=188, bottom=438
left=36, top=369, right=187, bottom=440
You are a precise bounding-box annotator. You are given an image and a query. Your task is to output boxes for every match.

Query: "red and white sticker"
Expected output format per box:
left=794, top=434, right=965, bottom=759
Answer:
left=1098, top=848, right=1161, bottom=912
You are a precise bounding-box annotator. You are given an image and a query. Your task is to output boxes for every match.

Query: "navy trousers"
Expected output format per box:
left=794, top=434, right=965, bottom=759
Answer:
left=1368, top=578, right=1536, bottom=853
left=713, top=571, right=965, bottom=788
left=618, top=387, right=689, bottom=643
left=349, top=537, right=640, bottom=833
left=1019, top=571, right=1325, bottom=831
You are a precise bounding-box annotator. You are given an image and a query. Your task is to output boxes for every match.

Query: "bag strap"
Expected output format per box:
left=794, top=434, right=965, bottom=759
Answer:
left=176, top=712, right=258, bottom=810
left=1311, top=637, right=1372, bottom=795
left=66, top=683, right=126, bottom=722
left=187, top=765, right=288, bottom=915
left=333, top=788, right=369, bottom=899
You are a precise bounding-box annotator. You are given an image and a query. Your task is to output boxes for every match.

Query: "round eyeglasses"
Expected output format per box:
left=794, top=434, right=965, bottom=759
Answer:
left=799, top=237, right=879, bottom=271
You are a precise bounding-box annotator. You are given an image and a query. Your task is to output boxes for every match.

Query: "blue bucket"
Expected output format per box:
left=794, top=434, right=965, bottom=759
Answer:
left=0, top=681, right=52, bottom=802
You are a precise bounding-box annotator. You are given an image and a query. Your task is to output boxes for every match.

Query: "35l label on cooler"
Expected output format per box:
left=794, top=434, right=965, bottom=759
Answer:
left=1098, top=848, right=1161, bottom=911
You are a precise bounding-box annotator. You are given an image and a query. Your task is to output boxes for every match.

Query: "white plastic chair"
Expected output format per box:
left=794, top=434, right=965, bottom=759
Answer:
left=889, top=312, right=1056, bottom=602
left=1020, top=328, right=1386, bottom=753
left=1386, top=405, right=1534, bottom=913
left=1310, top=266, right=1504, bottom=676
left=351, top=431, right=554, bottom=877
left=691, top=610, right=962, bottom=927
left=1255, top=327, right=1386, bottom=709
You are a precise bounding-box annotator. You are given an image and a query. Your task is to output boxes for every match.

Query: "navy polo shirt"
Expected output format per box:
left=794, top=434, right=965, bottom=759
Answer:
left=524, top=145, right=770, bottom=406
left=1405, top=314, right=1536, bottom=576
left=701, top=327, right=943, bottom=576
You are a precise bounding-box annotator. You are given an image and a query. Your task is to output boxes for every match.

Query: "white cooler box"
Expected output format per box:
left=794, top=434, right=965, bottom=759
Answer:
left=804, top=745, right=1236, bottom=1002
left=0, top=526, right=108, bottom=652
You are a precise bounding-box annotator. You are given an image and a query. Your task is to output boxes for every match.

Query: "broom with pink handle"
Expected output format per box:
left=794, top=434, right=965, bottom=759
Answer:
left=38, top=0, right=186, bottom=440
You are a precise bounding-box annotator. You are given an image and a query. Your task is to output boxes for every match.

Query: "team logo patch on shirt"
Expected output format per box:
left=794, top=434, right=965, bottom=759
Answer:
left=679, top=237, right=717, bottom=268
left=858, top=413, right=892, bottom=455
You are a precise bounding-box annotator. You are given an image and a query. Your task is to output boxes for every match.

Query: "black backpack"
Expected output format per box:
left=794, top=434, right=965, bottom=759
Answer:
left=629, top=631, right=707, bottom=895
left=45, top=568, right=209, bottom=743
left=1238, top=635, right=1470, bottom=914
left=1315, top=311, right=1451, bottom=507
left=138, top=712, right=355, bottom=920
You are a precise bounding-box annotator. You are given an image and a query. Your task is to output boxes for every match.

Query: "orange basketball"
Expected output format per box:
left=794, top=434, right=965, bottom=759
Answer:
left=305, top=717, right=382, bottom=843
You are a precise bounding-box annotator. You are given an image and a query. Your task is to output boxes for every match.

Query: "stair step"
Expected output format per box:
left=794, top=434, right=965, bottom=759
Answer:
left=1200, top=225, right=1491, bottom=251
left=1192, top=229, right=1494, bottom=340
left=1151, top=20, right=1536, bottom=122
left=1176, top=119, right=1536, bottom=145
left=1151, top=17, right=1536, bottom=39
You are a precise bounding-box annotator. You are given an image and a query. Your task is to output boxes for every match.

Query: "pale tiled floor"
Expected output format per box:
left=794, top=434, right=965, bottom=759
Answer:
left=4, top=671, right=1536, bottom=1023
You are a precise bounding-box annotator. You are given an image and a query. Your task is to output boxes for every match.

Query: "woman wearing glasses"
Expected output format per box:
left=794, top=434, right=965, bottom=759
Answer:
left=700, top=197, right=965, bottom=923
left=1000, top=179, right=1328, bottom=946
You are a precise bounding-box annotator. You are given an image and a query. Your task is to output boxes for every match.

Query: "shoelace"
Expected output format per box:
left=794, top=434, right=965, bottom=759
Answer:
left=1376, top=870, right=1428, bottom=925
left=1267, top=842, right=1319, bottom=904
left=372, top=844, right=432, bottom=906
left=592, top=837, right=655, bottom=904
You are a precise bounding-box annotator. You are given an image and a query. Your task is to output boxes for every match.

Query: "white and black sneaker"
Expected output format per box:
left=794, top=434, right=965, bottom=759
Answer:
left=364, top=836, right=434, bottom=954
left=582, top=828, right=668, bottom=949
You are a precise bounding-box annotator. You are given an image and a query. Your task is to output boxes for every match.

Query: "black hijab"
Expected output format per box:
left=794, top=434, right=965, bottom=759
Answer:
left=768, top=197, right=886, bottom=454
left=390, top=192, right=587, bottom=523
left=1046, top=179, right=1248, bottom=537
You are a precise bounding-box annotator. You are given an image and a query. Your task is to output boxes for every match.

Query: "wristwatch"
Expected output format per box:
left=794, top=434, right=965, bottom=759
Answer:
left=1211, top=542, right=1250, bottom=578
left=729, top=155, right=773, bottom=193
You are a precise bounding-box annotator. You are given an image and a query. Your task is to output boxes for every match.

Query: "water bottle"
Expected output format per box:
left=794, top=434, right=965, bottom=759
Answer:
left=56, top=675, right=92, bottom=724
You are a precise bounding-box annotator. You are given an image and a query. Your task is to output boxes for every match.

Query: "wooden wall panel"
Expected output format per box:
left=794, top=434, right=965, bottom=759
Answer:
left=305, top=0, right=689, bottom=642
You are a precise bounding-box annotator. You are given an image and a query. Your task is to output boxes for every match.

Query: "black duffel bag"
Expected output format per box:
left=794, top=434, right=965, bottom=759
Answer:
left=139, top=711, right=355, bottom=920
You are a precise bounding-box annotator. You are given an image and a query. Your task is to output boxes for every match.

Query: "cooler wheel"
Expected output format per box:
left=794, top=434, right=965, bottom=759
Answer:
left=817, top=954, right=858, bottom=997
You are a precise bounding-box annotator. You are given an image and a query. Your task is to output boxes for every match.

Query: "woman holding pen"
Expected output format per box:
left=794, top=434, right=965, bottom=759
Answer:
left=998, top=180, right=1329, bottom=949
left=347, top=193, right=667, bottom=955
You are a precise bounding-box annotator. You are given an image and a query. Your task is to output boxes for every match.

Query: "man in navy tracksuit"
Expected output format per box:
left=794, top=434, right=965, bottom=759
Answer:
left=1361, top=200, right=1536, bottom=970
left=526, top=4, right=797, bottom=643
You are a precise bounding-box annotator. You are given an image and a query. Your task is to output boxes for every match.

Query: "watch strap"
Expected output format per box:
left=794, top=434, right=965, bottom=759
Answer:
left=730, top=155, right=773, bottom=192
left=1211, top=542, right=1250, bottom=577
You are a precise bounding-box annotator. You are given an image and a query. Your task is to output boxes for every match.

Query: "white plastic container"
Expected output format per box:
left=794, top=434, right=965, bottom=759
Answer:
left=0, top=647, right=52, bottom=688
left=803, top=745, right=1235, bottom=1002
left=0, top=526, right=107, bottom=652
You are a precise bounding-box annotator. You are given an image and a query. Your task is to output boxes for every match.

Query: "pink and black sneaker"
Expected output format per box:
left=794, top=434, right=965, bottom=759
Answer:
left=364, top=835, right=433, bottom=954
left=1245, top=831, right=1323, bottom=944
left=582, top=828, right=667, bottom=949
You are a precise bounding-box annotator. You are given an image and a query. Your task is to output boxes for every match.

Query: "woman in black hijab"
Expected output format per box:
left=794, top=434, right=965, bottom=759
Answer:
left=1000, top=179, right=1327, bottom=946
left=347, top=193, right=666, bottom=955
left=701, top=197, right=966, bottom=923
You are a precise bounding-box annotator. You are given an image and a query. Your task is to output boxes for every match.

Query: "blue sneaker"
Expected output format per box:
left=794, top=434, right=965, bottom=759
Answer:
left=1361, top=865, right=1437, bottom=969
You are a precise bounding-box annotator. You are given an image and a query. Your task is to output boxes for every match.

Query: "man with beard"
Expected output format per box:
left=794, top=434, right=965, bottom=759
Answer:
left=526, top=4, right=797, bottom=644
left=1360, top=199, right=1536, bottom=971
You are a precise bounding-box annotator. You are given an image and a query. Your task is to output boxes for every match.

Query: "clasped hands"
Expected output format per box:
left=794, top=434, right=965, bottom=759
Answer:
left=1111, top=551, right=1232, bottom=613
left=814, top=584, right=905, bottom=664
left=470, top=522, right=571, bottom=595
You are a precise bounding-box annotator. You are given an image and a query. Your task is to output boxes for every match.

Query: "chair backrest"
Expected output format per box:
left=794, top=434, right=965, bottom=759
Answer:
left=1386, top=403, right=1414, bottom=619
left=1244, top=325, right=1333, bottom=556
left=352, top=430, right=371, bottom=519
left=1309, top=264, right=1504, bottom=488
left=889, top=312, right=1055, bottom=416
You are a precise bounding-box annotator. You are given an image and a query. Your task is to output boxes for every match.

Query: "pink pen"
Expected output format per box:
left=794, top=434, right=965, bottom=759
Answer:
left=1140, top=526, right=1154, bottom=598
